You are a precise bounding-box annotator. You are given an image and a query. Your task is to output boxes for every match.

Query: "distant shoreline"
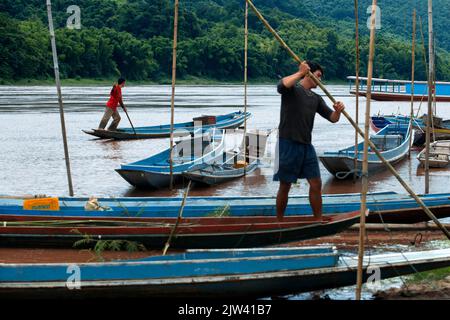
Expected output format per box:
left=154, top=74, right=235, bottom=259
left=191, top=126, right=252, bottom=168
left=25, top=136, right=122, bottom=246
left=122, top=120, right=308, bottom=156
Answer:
left=0, top=77, right=348, bottom=86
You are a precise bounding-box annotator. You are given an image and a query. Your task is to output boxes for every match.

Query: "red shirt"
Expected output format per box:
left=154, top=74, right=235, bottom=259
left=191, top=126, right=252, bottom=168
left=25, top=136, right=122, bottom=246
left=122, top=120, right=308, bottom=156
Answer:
left=106, top=85, right=122, bottom=111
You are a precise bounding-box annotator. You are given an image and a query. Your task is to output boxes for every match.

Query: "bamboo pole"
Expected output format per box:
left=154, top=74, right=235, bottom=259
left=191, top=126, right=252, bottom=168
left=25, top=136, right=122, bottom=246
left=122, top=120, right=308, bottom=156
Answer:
left=431, top=36, right=437, bottom=136
left=415, top=15, right=428, bottom=119
left=425, top=0, right=434, bottom=194
left=244, top=0, right=450, bottom=240
left=419, top=15, right=429, bottom=86
left=46, top=0, right=74, bottom=197
left=163, top=180, right=191, bottom=255
left=169, top=0, right=179, bottom=190
left=356, top=0, right=377, bottom=300
left=243, top=0, right=249, bottom=174
left=433, top=36, right=437, bottom=117
left=409, top=10, right=416, bottom=158
left=353, top=0, right=360, bottom=182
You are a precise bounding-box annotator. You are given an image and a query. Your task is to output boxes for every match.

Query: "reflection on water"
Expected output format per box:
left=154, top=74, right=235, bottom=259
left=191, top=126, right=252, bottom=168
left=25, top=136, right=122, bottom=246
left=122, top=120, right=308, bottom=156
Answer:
left=1, top=84, right=450, bottom=198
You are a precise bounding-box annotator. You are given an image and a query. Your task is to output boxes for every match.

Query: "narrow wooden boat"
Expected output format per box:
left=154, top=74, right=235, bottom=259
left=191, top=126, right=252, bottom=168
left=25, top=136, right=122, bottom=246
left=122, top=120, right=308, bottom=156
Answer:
left=1, top=191, right=450, bottom=224
left=116, top=128, right=224, bottom=189
left=383, top=114, right=450, bottom=135
left=417, top=140, right=450, bottom=168
left=352, top=91, right=450, bottom=102
left=182, top=129, right=270, bottom=185
left=82, top=111, right=250, bottom=140
left=0, top=211, right=362, bottom=249
left=370, top=116, right=391, bottom=133
left=2, top=246, right=450, bottom=299
left=182, top=153, right=259, bottom=186
left=319, top=124, right=411, bottom=179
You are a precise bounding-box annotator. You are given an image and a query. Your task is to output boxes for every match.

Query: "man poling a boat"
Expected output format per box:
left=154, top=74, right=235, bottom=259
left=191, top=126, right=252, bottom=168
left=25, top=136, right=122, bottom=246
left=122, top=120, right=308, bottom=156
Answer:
left=274, top=61, right=345, bottom=221
left=98, top=77, right=127, bottom=131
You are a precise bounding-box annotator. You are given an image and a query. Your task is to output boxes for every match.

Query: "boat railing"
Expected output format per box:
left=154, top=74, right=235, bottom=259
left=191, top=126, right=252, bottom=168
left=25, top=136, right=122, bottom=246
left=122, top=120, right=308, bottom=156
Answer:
left=348, top=76, right=408, bottom=94
left=348, top=76, right=450, bottom=97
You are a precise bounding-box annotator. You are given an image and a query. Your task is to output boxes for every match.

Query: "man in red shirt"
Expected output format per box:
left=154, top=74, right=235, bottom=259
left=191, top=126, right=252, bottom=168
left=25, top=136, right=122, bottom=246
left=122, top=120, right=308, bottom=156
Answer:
left=98, top=78, right=126, bottom=131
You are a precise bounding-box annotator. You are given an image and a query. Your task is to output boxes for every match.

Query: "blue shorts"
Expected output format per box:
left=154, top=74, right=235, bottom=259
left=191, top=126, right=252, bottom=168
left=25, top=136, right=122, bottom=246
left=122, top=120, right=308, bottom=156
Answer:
left=273, top=137, right=321, bottom=183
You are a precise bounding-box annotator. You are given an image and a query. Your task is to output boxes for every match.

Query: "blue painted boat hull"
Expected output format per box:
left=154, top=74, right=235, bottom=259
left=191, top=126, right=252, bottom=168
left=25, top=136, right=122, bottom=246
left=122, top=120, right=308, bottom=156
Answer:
left=1, top=192, right=450, bottom=224
left=115, top=169, right=184, bottom=189
left=0, top=247, right=338, bottom=282
left=319, top=124, right=411, bottom=178
left=83, top=111, right=251, bottom=140
left=2, top=248, right=450, bottom=299
left=116, top=129, right=225, bottom=189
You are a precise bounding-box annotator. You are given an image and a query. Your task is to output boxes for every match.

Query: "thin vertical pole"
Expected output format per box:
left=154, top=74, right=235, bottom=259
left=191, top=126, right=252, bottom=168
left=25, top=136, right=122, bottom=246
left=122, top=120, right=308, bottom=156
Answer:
left=169, top=0, right=179, bottom=190
left=425, top=0, right=433, bottom=194
left=356, top=0, right=377, bottom=301
left=416, top=15, right=428, bottom=119
left=409, top=10, right=416, bottom=158
left=46, top=0, right=74, bottom=196
left=353, top=0, right=360, bottom=182
left=243, top=0, right=249, bottom=173
left=419, top=15, right=429, bottom=86
left=432, top=35, right=437, bottom=117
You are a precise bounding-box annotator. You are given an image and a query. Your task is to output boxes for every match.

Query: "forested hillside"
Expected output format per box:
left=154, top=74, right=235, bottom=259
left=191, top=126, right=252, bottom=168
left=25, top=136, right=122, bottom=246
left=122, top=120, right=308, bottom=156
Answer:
left=0, top=0, right=449, bottom=83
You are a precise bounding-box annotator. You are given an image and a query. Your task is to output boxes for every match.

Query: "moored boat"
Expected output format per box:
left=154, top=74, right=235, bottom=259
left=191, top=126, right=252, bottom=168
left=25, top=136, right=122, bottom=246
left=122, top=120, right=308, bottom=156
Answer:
left=348, top=76, right=450, bottom=102
left=384, top=114, right=450, bottom=134
left=417, top=140, right=450, bottom=168
left=0, top=211, right=362, bottom=249
left=2, top=191, right=450, bottom=224
left=319, top=124, right=411, bottom=179
left=116, top=128, right=224, bottom=189
left=2, top=246, right=450, bottom=299
left=182, top=154, right=259, bottom=186
left=370, top=116, right=392, bottom=132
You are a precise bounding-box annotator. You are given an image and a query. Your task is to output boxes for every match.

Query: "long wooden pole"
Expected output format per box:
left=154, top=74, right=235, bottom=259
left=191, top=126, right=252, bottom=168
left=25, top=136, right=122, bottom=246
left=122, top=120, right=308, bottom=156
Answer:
left=243, top=0, right=249, bottom=174
left=409, top=10, right=416, bottom=158
left=46, top=0, right=74, bottom=197
left=432, top=36, right=437, bottom=117
left=245, top=0, right=450, bottom=240
left=416, top=15, right=428, bottom=119
left=353, top=0, right=360, bottom=182
left=356, top=0, right=377, bottom=300
left=162, top=180, right=191, bottom=255
left=419, top=15, right=429, bottom=86
left=425, top=0, right=434, bottom=194
left=123, top=108, right=137, bottom=135
left=169, top=0, right=179, bottom=190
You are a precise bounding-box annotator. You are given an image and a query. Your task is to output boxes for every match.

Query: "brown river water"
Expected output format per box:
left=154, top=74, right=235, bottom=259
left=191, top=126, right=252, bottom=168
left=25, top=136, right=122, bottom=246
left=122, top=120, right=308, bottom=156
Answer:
left=0, top=84, right=449, bottom=198
left=1, top=84, right=450, bottom=300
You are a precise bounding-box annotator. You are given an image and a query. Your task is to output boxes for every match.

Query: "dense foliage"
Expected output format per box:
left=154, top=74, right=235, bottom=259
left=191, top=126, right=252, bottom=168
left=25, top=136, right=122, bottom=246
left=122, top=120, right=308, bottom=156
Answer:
left=0, top=0, right=449, bottom=82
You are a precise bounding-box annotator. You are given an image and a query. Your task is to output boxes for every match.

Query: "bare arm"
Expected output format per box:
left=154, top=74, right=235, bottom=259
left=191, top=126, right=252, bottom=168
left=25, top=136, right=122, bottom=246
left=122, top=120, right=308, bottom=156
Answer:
left=281, top=61, right=310, bottom=88
left=329, top=101, right=345, bottom=123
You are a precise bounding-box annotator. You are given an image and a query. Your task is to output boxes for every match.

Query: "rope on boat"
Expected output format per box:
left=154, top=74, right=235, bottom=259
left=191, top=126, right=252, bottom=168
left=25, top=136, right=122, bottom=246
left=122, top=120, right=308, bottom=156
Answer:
left=335, top=169, right=362, bottom=180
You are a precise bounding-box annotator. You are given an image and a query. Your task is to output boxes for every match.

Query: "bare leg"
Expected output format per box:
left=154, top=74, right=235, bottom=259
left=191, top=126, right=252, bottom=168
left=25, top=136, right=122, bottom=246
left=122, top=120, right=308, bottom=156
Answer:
left=276, top=181, right=291, bottom=221
left=307, top=178, right=322, bottom=220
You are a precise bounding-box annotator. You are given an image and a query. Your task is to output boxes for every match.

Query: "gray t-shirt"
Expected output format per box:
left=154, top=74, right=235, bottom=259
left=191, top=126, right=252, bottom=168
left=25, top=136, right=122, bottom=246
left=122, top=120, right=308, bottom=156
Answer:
left=277, top=80, right=334, bottom=144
